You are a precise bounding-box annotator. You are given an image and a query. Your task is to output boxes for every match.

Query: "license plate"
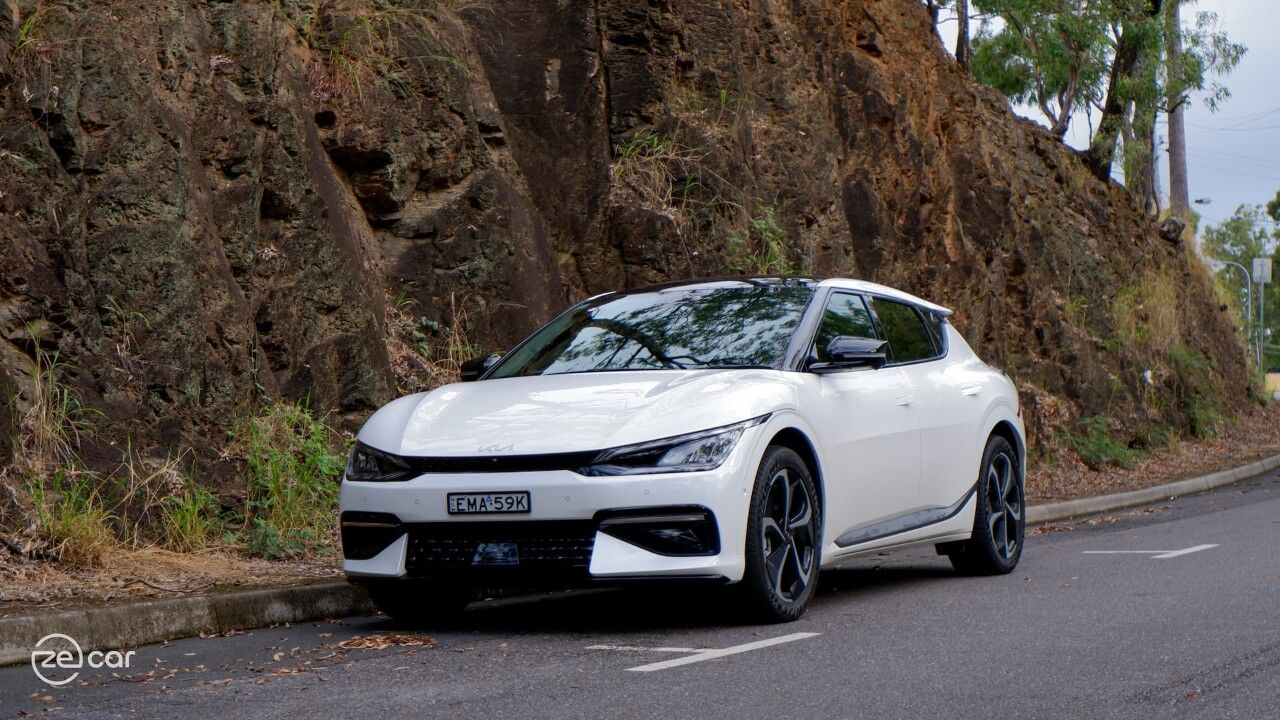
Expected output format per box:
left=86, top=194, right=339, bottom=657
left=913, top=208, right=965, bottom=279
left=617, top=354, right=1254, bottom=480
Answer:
left=446, top=492, right=531, bottom=514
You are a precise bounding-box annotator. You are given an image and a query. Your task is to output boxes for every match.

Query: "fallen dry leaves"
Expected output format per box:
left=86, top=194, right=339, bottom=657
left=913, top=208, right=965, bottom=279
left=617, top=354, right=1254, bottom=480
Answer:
left=337, top=633, right=436, bottom=651
left=1029, top=403, right=1280, bottom=503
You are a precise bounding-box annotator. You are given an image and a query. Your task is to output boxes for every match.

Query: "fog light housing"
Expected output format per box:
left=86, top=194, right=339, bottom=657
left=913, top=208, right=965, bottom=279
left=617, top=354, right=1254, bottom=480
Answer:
left=341, top=511, right=403, bottom=560
left=596, top=507, right=719, bottom=557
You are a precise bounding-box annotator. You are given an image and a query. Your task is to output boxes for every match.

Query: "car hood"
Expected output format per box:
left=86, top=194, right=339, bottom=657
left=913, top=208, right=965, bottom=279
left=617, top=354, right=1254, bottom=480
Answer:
left=358, top=370, right=799, bottom=456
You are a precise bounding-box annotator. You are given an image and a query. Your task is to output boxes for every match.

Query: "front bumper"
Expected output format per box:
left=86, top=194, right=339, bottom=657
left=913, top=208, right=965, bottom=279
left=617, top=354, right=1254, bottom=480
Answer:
left=338, top=455, right=755, bottom=584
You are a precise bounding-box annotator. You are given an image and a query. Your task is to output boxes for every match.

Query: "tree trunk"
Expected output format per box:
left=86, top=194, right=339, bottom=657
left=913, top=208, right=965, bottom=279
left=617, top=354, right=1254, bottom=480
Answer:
left=956, top=0, right=971, bottom=70
left=1166, top=0, right=1190, bottom=221
left=1085, top=0, right=1162, bottom=181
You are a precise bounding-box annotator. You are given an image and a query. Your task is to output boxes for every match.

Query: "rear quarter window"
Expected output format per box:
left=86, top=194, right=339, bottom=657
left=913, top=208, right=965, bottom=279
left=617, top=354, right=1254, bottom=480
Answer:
left=871, top=298, right=939, bottom=363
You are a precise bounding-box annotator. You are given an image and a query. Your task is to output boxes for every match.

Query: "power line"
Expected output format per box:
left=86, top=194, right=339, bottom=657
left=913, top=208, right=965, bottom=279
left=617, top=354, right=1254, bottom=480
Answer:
left=1186, top=145, right=1280, bottom=166
left=1186, top=149, right=1279, bottom=173
left=1189, top=122, right=1280, bottom=133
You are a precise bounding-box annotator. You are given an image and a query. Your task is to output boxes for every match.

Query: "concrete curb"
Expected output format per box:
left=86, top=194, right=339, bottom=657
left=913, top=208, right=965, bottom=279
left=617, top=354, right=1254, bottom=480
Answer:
left=0, top=581, right=372, bottom=666
left=1026, top=452, right=1280, bottom=525
left=2, top=453, right=1277, bottom=667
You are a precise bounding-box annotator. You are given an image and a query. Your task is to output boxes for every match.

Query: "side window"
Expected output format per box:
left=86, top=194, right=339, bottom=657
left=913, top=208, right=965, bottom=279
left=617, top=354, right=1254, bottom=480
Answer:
left=921, top=310, right=947, bottom=354
left=871, top=298, right=937, bottom=363
left=812, top=293, right=878, bottom=362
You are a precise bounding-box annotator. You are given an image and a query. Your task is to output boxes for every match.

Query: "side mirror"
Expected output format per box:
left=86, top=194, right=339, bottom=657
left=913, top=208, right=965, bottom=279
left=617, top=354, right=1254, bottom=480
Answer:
left=809, top=336, right=888, bottom=373
left=460, top=353, right=502, bottom=382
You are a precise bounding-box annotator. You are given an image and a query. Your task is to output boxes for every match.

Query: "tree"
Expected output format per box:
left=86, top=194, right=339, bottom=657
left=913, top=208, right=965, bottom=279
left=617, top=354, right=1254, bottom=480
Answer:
left=1266, top=189, right=1280, bottom=225
left=1202, top=204, right=1280, bottom=369
left=956, top=0, right=972, bottom=69
left=968, top=0, right=1244, bottom=196
left=1165, top=0, right=1189, bottom=220
left=970, top=0, right=1116, bottom=138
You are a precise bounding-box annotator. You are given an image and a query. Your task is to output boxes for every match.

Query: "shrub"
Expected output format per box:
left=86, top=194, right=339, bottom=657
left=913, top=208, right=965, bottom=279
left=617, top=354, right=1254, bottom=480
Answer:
left=234, top=403, right=345, bottom=559
left=1061, top=416, right=1145, bottom=470
left=26, top=471, right=115, bottom=567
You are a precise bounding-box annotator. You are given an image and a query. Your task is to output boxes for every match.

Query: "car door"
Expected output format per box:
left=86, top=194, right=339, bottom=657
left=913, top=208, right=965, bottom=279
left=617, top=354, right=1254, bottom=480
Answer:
left=867, top=297, right=972, bottom=510
left=807, top=292, right=921, bottom=539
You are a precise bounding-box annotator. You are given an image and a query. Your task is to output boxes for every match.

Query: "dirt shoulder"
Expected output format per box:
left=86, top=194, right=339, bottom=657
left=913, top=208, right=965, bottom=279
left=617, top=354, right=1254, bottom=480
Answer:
left=1028, top=402, right=1280, bottom=503
left=0, top=547, right=338, bottom=617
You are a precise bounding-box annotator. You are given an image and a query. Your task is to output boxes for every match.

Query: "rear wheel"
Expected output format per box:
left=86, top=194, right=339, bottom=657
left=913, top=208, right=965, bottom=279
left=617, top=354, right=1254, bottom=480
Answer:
left=363, top=581, right=473, bottom=624
left=946, top=435, right=1023, bottom=575
left=740, top=446, right=822, bottom=623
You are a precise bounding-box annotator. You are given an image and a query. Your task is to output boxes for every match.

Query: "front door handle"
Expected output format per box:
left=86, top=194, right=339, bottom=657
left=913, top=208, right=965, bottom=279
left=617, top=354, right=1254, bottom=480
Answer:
left=895, top=394, right=915, bottom=407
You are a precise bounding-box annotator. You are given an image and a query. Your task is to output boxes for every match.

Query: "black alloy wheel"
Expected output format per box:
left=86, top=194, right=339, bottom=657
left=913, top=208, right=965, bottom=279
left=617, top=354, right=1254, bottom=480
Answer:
left=741, top=446, right=821, bottom=622
left=946, top=434, right=1024, bottom=575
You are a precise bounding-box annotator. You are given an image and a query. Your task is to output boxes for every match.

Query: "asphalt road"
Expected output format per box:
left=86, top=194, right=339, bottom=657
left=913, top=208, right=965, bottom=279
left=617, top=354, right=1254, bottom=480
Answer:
left=3, top=469, right=1278, bottom=720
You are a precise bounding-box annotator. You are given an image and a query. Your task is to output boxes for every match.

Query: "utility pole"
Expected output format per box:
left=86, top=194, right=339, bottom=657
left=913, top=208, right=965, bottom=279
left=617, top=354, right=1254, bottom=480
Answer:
left=1166, top=0, right=1191, bottom=221
left=956, top=0, right=972, bottom=70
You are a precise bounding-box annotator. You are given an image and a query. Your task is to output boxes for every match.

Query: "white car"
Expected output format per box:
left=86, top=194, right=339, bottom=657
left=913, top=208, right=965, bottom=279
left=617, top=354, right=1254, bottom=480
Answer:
left=340, top=278, right=1025, bottom=622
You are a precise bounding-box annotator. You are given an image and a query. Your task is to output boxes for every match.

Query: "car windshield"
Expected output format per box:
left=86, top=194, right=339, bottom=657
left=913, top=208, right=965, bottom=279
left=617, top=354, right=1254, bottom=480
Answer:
left=487, top=282, right=814, bottom=378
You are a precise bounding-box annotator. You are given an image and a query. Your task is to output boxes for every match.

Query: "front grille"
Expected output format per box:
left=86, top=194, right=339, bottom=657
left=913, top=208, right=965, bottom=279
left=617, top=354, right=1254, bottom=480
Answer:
left=403, top=521, right=596, bottom=579
left=404, top=452, right=600, bottom=474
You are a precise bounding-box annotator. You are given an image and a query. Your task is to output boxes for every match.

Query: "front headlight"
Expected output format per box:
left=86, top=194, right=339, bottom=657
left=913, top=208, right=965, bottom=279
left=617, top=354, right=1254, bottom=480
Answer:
left=580, top=415, right=769, bottom=476
left=345, top=442, right=412, bottom=482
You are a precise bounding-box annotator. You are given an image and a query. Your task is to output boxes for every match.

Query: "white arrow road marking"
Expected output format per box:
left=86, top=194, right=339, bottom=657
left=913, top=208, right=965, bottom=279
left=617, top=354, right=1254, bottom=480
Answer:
left=1082, top=544, right=1219, bottom=559
left=623, top=632, right=821, bottom=672
left=1150, top=544, right=1219, bottom=559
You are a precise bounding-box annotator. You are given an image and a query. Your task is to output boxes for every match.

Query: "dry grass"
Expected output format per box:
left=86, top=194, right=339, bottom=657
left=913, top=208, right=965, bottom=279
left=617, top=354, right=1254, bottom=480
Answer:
left=385, top=288, right=481, bottom=393
left=1, top=545, right=337, bottom=610
left=1110, top=271, right=1180, bottom=354
left=300, top=0, right=484, bottom=105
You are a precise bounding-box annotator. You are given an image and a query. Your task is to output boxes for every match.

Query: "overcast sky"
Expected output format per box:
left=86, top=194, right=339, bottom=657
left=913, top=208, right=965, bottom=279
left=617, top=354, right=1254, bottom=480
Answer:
left=939, top=1, right=1279, bottom=232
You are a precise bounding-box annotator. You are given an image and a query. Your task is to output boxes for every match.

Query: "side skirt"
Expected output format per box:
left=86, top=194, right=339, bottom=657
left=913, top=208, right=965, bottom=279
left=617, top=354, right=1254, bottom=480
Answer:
left=832, top=484, right=977, bottom=549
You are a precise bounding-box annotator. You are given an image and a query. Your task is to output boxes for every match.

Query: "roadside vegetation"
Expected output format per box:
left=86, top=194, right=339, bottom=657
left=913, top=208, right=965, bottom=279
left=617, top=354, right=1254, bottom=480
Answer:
left=1, top=339, right=349, bottom=569
left=385, top=285, right=480, bottom=393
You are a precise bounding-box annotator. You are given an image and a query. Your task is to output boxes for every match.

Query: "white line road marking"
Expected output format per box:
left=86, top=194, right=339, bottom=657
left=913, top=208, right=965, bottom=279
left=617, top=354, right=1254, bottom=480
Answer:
left=586, top=645, right=711, bottom=653
left=1082, top=544, right=1219, bottom=559
left=1151, top=544, right=1219, bottom=559
left=624, top=632, right=821, bottom=672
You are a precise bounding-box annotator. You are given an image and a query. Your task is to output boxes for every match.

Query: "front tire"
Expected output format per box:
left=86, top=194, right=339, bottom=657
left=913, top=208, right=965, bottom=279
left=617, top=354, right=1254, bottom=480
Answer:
left=740, top=446, right=822, bottom=623
left=947, top=434, right=1024, bottom=575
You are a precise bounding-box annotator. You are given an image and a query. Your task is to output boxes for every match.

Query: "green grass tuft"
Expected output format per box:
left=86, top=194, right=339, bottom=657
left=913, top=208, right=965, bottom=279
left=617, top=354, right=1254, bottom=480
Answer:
left=1061, top=415, right=1145, bottom=470
left=233, top=402, right=345, bottom=559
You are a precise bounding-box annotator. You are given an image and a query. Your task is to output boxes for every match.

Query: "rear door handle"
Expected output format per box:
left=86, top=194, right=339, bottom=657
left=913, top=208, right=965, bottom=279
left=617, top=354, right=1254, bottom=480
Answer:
left=960, top=385, right=982, bottom=397
left=895, top=394, right=915, bottom=407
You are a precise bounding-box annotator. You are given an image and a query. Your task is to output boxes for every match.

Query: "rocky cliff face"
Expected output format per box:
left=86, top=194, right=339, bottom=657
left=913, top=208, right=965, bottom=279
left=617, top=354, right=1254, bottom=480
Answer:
left=0, top=0, right=1249, bottom=482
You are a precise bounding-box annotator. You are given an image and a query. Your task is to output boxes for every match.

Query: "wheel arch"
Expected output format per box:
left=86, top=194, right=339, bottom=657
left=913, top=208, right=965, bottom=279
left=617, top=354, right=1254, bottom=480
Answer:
left=986, top=419, right=1026, bottom=481
left=765, top=426, right=824, bottom=510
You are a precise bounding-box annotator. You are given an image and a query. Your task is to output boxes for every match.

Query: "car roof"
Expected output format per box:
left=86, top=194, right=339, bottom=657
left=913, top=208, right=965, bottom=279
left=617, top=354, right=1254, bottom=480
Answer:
left=606, top=276, right=952, bottom=318
left=818, top=278, right=953, bottom=317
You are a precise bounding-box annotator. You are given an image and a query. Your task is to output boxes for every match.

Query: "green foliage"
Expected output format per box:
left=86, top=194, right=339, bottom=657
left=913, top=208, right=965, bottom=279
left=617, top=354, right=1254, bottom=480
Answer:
left=1184, top=394, right=1221, bottom=439
left=26, top=471, right=116, bottom=567
left=727, top=205, right=794, bottom=275
left=234, top=403, right=345, bottom=559
left=970, top=0, right=1120, bottom=135
left=969, top=0, right=1244, bottom=145
left=160, top=483, right=221, bottom=552
left=1061, top=415, right=1145, bottom=470
left=1202, top=203, right=1280, bottom=369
